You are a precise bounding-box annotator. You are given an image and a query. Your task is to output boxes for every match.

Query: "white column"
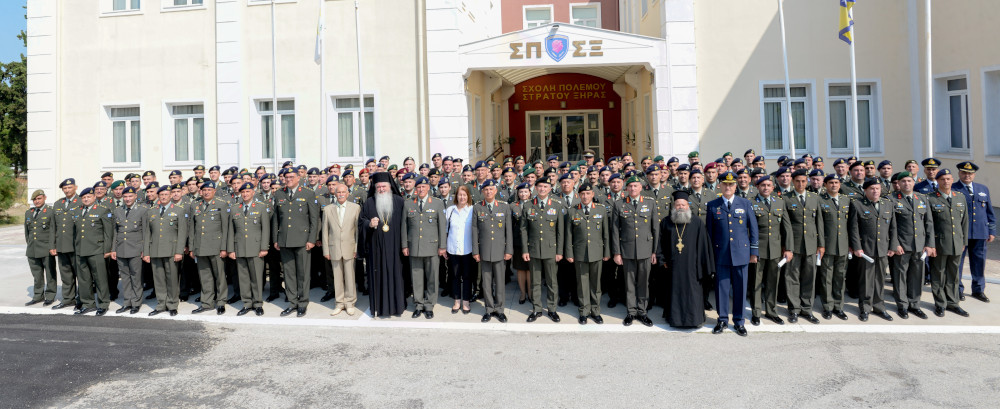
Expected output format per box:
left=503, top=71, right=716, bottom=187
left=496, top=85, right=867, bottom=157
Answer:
left=426, top=0, right=470, bottom=163
left=216, top=0, right=243, bottom=168
left=659, top=0, right=697, bottom=157
left=26, top=0, right=60, bottom=201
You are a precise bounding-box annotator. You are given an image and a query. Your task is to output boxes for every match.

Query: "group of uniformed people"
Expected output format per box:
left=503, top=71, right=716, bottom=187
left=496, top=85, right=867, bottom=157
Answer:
left=22, top=149, right=995, bottom=333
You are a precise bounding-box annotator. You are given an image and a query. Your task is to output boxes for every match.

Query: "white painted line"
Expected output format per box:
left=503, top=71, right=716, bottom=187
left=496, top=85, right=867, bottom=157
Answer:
left=4, top=306, right=1000, bottom=334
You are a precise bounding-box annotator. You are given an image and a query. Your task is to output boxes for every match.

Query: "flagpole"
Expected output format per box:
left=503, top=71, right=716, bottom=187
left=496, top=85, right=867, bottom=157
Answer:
left=924, top=0, right=933, bottom=157
left=270, top=0, right=279, bottom=173
left=777, top=0, right=796, bottom=158
left=319, top=0, right=327, bottom=167
left=355, top=0, right=367, bottom=166
left=849, top=18, right=860, bottom=159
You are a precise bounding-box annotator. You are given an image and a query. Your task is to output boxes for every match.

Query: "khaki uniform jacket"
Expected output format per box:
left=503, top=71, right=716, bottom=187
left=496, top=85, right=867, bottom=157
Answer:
left=112, top=205, right=147, bottom=258
left=818, top=193, right=852, bottom=256
left=564, top=202, right=610, bottom=263
left=611, top=195, right=659, bottom=259
left=782, top=190, right=826, bottom=255
left=227, top=200, right=271, bottom=256
left=519, top=196, right=565, bottom=259
left=321, top=201, right=361, bottom=260
left=53, top=195, right=80, bottom=253
left=401, top=196, right=448, bottom=257
left=24, top=205, right=56, bottom=258
left=641, top=184, right=674, bottom=227
left=926, top=190, right=969, bottom=256
left=751, top=195, right=793, bottom=259
left=144, top=203, right=188, bottom=258
left=272, top=185, right=320, bottom=247
left=189, top=198, right=230, bottom=256
left=848, top=197, right=900, bottom=257
left=471, top=200, right=513, bottom=262
left=891, top=192, right=935, bottom=252
left=687, top=188, right=718, bottom=222
left=74, top=204, right=115, bottom=257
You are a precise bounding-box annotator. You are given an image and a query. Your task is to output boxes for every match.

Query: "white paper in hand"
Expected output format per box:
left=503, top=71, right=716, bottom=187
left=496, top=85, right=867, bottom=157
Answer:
left=777, top=258, right=787, bottom=268
left=921, top=251, right=928, bottom=261
left=860, top=252, right=875, bottom=263
left=815, top=253, right=822, bottom=266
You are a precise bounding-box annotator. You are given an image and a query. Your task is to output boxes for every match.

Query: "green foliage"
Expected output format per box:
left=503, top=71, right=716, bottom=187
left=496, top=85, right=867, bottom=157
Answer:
left=0, top=24, right=28, bottom=176
left=0, top=160, right=19, bottom=213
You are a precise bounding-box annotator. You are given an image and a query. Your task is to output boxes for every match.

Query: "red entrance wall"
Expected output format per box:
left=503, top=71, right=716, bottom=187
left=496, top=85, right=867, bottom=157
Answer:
left=508, top=73, right=621, bottom=161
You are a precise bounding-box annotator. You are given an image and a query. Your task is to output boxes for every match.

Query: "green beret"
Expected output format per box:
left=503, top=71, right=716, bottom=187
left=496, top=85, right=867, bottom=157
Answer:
left=110, top=180, right=126, bottom=189
left=688, top=151, right=699, bottom=158
left=625, top=176, right=643, bottom=185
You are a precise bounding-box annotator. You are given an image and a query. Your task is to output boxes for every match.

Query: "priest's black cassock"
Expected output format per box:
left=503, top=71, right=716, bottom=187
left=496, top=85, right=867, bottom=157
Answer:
left=359, top=173, right=406, bottom=317
left=657, top=214, right=715, bottom=328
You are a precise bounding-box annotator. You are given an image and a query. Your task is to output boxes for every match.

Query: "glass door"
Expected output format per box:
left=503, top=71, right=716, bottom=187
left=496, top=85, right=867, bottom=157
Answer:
left=527, top=112, right=602, bottom=164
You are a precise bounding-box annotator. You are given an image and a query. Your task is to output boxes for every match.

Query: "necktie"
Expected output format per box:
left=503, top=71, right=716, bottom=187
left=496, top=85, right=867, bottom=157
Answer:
left=82, top=208, right=87, bottom=218
left=584, top=206, right=590, bottom=216
left=875, top=202, right=880, bottom=212
left=726, top=200, right=731, bottom=212
left=124, top=207, right=130, bottom=218
left=799, top=194, right=805, bottom=206
left=968, top=184, right=974, bottom=195
left=33, top=208, right=40, bottom=219
left=932, top=182, right=937, bottom=191
left=695, top=193, right=701, bottom=201
left=947, top=196, right=952, bottom=206
left=833, top=197, right=839, bottom=207
left=906, top=196, right=913, bottom=208
left=653, top=189, right=658, bottom=197
left=488, top=203, right=493, bottom=213
left=160, top=206, right=165, bottom=217
left=244, top=204, right=249, bottom=215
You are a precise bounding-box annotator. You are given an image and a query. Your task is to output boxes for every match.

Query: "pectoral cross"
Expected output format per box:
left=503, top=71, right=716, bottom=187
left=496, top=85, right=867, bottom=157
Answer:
left=676, top=240, right=684, bottom=253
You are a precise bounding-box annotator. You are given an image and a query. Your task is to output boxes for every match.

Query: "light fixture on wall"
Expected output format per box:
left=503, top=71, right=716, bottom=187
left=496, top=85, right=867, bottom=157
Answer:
left=609, top=101, right=615, bottom=109
left=513, top=103, right=519, bottom=111
left=560, top=101, right=566, bottom=109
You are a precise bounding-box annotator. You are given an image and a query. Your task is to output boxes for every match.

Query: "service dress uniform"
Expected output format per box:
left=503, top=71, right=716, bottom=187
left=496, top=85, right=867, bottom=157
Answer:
left=952, top=175, right=996, bottom=298
left=564, top=200, right=610, bottom=319
left=272, top=185, right=320, bottom=313
left=705, top=193, right=759, bottom=328
left=24, top=204, right=58, bottom=304
left=189, top=197, right=231, bottom=310
left=472, top=199, right=513, bottom=318
left=750, top=193, right=792, bottom=320
left=818, top=192, right=852, bottom=315
left=144, top=202, right=188, bottom=313
left=228, top=199, right=271, bottom=311
left=782, top=190, right=825, bottom=319
left=113, top=202, right=149, bottom=309
left=520, top=196, right=565, bottom=318
left=611, top=194, right=659, bottom=321
left=889, top=192, right=934, bottom=313
left=73, top=203, right=115, bottom=311
left=926, top=189, right=969, bottom=313
left=401, top=194, right=447, bottom=314
left=848, top=195, right=899, bottom=317
left=53, top=194, right=81, bottom=308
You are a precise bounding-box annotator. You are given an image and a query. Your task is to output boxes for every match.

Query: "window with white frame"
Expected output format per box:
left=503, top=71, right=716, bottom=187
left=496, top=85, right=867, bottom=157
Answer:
left=257, top=100, right=296, bottom=160
left=946, top=78, right=970, bottom=150
left=110, top=107, right=141, bottom=165
left=170, top=104, right=205, bottom=163
left=334, top=96, right=375, bottom=159
left=524, top=6, right=552, bottom=29
left=571, top=4, right=601, bottom=28
left=828, top=84, right=879, bottom=153
left=984, top=69, right=1000, bottom=156
left=168, top=0, right=203, bottom=7
left=113, top=0, right=141, bottom=11
left=761, top=85, right=810, bottom=154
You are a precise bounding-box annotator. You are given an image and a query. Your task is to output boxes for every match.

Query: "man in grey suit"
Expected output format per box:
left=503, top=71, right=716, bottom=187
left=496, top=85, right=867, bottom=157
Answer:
left=612, top=176, right=659, bottom=327
left=143, top=185, right=187, bottom=316
left=888, top=172, right=935, bottom=319
left=228, top=182, right=270, bottom=317
left=472, top=180, right=513, bottom=323
left=564, top=182, right=610, bottom=325
left=322, top=184, right=361, bottom=316
left=401, top=176, right=447, bottom=319
left=189, top=181, right=231, bottom=315
left=24, top=190, right=58, bottom=307
left=111, top=187, right=148, bottom=314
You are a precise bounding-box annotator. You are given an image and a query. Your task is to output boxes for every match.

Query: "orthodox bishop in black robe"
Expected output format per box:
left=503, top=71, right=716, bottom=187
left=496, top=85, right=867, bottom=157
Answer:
left=359, top=172, right=406, bottom=317
left=656, top=191, right=715, bottom=328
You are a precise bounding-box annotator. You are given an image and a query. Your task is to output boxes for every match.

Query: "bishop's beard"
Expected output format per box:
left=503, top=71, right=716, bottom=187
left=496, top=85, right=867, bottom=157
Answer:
left=670, top=208, right=693, bottom=224
left=375, top=192, right=393, bottom=221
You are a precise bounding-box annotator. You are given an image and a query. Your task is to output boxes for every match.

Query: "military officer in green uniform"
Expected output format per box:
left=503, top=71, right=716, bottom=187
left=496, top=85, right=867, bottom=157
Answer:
left=520, top=178, right=564, bottom=323
left=749, top=176, right=792, bottom=325
left=888, top=171, right=935, bottom=319
left=782, top=169, right=825, bottom=324
left=817, top=174, right=852, bottom=320
left=111, top=186, right=148, bottom=314
left=926, top=169, right=969, bottom=318
left=840, top=161, right=866, bottom=199
left=189, top=181, right=230, bottom=315
left=143, top=185, right=188, bottom=317
left=612, top=176, right=659, bottom=327
left=228, top=182, right=270, bottom=317
left=52, top=178, right=81, bottom=311
left=24, top=190, right=58, bottom=306
left=472, top=180, right=513, bottom=323
left=272, top=168, right=320, bottom=317
left=401, top=176, right=447, bottom=319
left=564, top=182, right=610, bottom=325
left=72, top=187, right=115, bottom=315
left=847, top=179, right=898, bottom=322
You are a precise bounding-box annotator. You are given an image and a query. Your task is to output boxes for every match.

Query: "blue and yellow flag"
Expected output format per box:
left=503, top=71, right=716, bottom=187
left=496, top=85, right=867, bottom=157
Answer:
left=839, top=0, right=855, bottom=44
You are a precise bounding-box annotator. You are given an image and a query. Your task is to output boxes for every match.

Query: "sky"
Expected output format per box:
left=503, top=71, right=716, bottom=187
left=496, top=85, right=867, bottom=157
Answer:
left=0, top=1, right=27, bottom=64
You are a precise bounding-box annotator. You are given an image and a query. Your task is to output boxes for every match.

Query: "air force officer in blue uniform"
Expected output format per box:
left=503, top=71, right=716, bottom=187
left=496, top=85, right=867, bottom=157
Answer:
left=952, top=161, right=996, bottom=302
left=705, top=172, right=759, bottom=336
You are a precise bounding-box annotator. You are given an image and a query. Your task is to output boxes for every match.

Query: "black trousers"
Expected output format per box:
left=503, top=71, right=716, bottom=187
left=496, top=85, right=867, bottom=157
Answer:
left=448, top=253, right=475, bottom=301
left=557, top=259, right=576, bottom=303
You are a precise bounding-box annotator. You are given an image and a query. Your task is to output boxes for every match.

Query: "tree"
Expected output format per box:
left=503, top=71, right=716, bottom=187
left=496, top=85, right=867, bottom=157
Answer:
left=0, top=22, right=28, bottom=177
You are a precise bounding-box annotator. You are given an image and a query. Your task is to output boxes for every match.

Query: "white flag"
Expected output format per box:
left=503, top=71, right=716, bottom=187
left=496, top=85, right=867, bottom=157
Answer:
left=314, top=4, right=325, bottom=65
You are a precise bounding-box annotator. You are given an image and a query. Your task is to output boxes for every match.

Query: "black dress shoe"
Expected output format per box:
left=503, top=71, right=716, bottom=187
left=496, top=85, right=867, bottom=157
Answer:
left=712, top=321, right=726, bottom=334
left=462, top=308, right=471, bottom=315
left=216, top=306, right=225, bottom=315
left=518, top=297, right=526, bottom=305
left=547, top=311, right=560, bottom=322
left=412, top=310, right=422, bottom=319
left=192, top=307, right=211, bottom=314
left=527, top=312, right=540, bottom=322
left=169, top=310, right=178, bottom=316
left=751, top=316, right=761, bottom=326
left=590, top=314, right=604, bottom=324
left=787, top=314, right=798, bottom=324
left=115, top=306, right=130, bottom=314
left=145, top=292, right=157, bottom=300
left=148, top=310, right=165, bottom=317
left=821, top=310, right=833, bottom=320
left=227, top=296, right=240, bottom=305
left=734, top=324, right=748, bottom=337
left=897, top=308, right=909, bottom=319
left=237, top=307, right=253, bottom=316
left=25, top=299, right=43, bottom=306
left=704, top=301, right=714, bottom=311
left=858, top=312, right=869, bottom=322
left=52, top=302, right=72, bottom=310
left=266, top=294, right=279, bottom=302
left=971, top=292, right=990, bottom=303
left=96, top=309, right=107, bottom=316
left=798, top=312, right=820, bottom=324
left=622, top=314, right=634, bottom=326
left=833, top=310, right=849, bottom=320
left=875, top=310, right=893, bottom=321
left=320, top=292, right=335, bottom=302
left=278, top=306, right=294, bottom=316
left=43, top=300, right=55, bottom=306
left=128, top=307, right=138, bottom=314
left=764, top=314, right=784, bottom=325
left=482, top=313, right=492, bottom=323
left=946, top=306, right=969, bottom=317
left=908, top=307, right=928, bottom=320
left=934, top=307, right=945, bottom=317
left=578, top=315, right=587, bottom=325
left=74, top=307, right=97, bottom=315
left=296, top=307, right=307, bottom=317
left=959, top=294, right=966, bottom=301
left=425, top=311, right=434, bottom=319
left=496, top=313, right=507, bottom=323
left=255, top=307, right=264, bottom=316
left=637, top=314, right=653, bottom=327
